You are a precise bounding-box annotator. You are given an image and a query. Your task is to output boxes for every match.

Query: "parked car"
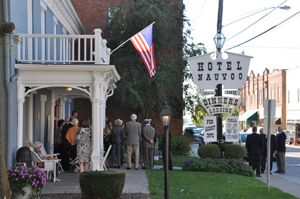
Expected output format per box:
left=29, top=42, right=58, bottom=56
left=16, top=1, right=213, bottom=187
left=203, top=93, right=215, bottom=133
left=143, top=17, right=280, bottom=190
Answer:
left=246, top=126, right=263, bottom=133
left=198, top=130, right=205, bottom=146
left=192, top=128, right=204, bottom=142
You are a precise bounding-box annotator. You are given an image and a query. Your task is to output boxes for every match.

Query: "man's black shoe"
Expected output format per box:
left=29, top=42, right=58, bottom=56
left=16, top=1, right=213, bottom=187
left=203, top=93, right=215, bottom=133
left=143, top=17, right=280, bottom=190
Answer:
left=256, top=175, right=262, bottom=177
left=274, top=170, right=281, bottom=173
left=142, top=167, right=146, bottom=170
left=126, top=167, right=131, bottom=170
left=135, top=168, right=139, bottom=170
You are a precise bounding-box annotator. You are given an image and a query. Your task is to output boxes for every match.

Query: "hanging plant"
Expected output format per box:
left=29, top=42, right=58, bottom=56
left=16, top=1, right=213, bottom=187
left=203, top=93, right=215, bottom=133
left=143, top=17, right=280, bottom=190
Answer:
left=0, top=20, right=20, bottom=55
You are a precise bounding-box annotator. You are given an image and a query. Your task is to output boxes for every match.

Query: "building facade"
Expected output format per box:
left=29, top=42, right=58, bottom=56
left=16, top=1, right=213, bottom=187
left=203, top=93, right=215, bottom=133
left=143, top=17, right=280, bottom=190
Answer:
left=1, top=0, right=120, bottom=170
left=71, top=0, right=185, bottom=135
left=239, top=68, right=286, bottom=130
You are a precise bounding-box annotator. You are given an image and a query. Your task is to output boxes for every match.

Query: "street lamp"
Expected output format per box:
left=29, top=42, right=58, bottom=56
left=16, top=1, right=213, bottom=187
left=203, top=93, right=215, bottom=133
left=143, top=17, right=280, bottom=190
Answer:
left=159, top=102, right=173, bottom=199
left=213, top=33, right=226, bottom=51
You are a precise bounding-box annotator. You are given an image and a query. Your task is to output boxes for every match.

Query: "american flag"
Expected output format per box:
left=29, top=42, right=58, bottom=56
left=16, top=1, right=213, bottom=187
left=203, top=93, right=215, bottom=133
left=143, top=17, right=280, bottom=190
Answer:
left=240, top=50, right=245, bottom=55
left=130, top=24, right=156, bottom=77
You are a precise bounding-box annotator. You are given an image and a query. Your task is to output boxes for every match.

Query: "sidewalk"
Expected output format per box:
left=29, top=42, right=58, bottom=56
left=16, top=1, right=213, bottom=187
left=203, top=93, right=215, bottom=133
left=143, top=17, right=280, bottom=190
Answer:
left=257, top=173, right=300, bottom=198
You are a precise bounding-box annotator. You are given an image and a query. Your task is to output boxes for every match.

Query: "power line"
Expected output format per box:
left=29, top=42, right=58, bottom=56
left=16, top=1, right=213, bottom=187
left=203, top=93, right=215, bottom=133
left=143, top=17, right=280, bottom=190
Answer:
left=224, top=45, right=300, bottom=49
left=226, top=9, right=300, bottom=51
left=226, top=0, right=287, bottom=42
left=191, top=0, right=202, bottom=16
left=193, top=0, right=207, bottom=29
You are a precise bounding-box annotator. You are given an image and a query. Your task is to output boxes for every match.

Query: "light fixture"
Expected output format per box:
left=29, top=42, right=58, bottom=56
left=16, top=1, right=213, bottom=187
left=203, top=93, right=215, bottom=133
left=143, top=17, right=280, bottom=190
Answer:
left=159, top=102, right=173, bottom=127
left=213, top=33, right=226, bottom=51
left=65, top=88, right=72, bottom=91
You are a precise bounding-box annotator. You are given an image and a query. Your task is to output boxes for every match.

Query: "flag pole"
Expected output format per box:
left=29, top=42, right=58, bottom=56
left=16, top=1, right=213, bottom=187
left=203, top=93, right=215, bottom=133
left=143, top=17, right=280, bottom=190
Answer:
left=110, top=22, right=155, bottom=54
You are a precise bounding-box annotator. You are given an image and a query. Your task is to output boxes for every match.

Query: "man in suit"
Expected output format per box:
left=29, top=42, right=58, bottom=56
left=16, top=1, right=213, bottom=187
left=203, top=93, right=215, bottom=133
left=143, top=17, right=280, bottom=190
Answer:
left=275, top=125, right=286, bottom=174
left=61, top=117, right=74, bottom=171
left=142, top=119, right=155, bottom=169
left=246, top=126, right=264, bottom=177
left=125, top=114, right=141, bottom=170
left=260, top=128, right=278, bottom=174
left=149, top=119, right=157, bottom=165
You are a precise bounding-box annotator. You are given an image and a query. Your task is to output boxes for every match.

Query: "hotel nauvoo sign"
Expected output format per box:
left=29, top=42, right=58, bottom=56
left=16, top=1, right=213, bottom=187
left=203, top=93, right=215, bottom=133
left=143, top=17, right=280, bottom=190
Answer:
left=187, top=52, right=252, bottom=142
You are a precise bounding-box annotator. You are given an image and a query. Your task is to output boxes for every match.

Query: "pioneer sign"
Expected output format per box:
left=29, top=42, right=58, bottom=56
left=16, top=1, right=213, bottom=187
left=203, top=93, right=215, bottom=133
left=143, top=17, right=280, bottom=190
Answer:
left=187, top=51, right=253, bottom=89
left=200, top=96, right=241, bottom=108
left=204, top=116, right=217, bottom=142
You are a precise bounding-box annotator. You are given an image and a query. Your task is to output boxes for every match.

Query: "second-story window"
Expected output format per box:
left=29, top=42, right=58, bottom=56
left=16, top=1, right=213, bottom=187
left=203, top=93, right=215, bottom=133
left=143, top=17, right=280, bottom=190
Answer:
left=271, top=87, right=273, bottom=99
left=255, top=91, right=257, bottom=105
left=264, top=87, right=268, bottom=99
left=277, top=85, right=280, bottom=102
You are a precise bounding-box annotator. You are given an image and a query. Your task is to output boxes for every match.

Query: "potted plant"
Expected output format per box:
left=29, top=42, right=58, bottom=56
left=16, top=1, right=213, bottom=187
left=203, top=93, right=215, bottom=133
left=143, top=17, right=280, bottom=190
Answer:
left=7, top=165, right=47, bottom=199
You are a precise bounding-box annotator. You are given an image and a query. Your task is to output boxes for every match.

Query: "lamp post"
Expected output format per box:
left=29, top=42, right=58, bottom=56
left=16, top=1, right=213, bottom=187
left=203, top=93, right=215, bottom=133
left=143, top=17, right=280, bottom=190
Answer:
left=159, top=103, right=173, bottom=199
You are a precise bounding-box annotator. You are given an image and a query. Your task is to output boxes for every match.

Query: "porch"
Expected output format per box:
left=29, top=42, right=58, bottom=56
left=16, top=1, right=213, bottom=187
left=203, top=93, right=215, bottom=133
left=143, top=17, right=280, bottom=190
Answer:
left=16, top=29, right=120, bottom=171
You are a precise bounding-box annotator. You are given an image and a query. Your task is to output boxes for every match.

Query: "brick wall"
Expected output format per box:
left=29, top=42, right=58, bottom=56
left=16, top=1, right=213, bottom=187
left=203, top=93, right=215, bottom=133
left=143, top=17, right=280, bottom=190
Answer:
left=74, top=98, right=183, bottom=135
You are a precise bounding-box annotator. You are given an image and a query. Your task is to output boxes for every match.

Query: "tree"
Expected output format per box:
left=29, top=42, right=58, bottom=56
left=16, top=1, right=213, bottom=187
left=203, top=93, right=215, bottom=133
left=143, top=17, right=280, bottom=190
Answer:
left=104, top=0, right=186, bottom=121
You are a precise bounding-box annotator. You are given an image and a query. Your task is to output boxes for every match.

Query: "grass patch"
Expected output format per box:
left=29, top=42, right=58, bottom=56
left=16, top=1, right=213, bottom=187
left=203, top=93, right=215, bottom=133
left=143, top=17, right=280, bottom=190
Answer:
left=154, top=155, right=200, bottom=167
left=146, top=169, right=296, bottom=199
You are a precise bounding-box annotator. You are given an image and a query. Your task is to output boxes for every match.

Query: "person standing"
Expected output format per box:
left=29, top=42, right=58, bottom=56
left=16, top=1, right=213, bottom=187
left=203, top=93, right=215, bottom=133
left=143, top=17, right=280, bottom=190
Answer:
left=70, top=110, right=78, bottom=121
left=76, top=118, right=92, bottom=173
left=149, top=119, right=157, bottom=165
left=142, top=119, right=155, bottom=169
left=246, top=126, right=263, bottom=177
left=103, top=120, right=113, bottom=152
left=125, top=114, right=141, bottom=170
left=260, top=128, right=278, bottom=174
left=61, top=117, right=73, bottom=171
left=111, top=119, right=124, bottom=168
left=275, top=125, right=286, bottom=174
left=162, top=129, right=173, bottom=170
left=260, top=128, right=267, bottom=174
left=66, top=118, right=79, bottom=164
left=54, top=119, right=65, bottom=160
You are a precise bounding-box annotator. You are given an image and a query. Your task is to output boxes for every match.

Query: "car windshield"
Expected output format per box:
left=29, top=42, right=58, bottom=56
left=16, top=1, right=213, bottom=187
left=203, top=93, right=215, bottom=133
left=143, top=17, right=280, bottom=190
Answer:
left=241, top=133, right=251, bottom=142
left=193, top=129, right=204, bottom=135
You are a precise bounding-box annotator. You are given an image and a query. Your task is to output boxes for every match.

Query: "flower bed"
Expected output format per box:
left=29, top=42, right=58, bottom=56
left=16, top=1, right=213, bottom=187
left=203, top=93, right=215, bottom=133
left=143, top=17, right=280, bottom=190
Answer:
left=181, top=157, right=255, bottom=177
left=7, top=165, right=47, bottom=198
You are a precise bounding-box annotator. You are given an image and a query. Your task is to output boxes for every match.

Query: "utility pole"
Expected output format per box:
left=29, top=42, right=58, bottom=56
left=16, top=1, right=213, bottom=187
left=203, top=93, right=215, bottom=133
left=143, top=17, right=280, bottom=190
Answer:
left=216, top=0, right=224, bottom=154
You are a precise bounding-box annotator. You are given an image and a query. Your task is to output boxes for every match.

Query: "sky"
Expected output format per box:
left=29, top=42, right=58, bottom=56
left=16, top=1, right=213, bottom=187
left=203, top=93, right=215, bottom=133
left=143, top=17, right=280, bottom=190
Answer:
left=183, top=0, right=300, bottom=76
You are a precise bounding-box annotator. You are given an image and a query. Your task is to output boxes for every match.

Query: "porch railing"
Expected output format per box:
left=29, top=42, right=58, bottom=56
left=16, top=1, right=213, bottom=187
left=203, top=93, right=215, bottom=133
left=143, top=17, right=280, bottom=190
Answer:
left=17, top=29, right=110, bottom=64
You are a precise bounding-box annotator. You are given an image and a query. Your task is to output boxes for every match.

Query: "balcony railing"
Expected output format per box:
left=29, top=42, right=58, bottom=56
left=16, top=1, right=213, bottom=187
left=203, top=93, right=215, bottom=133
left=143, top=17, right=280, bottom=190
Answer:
left=17, top=29, right=110, bottom=64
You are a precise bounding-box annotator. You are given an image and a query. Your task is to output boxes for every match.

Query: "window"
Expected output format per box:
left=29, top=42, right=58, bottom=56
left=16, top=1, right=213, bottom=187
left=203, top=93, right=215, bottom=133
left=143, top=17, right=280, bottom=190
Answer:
left=277, top=86, right=280, bottom=101
left=41, top=6, right=46, bottom=61
left=264, top=87, right=268, bottom=99
left=288, top=90, right=290, bottom=103
left=271, top=87, right=273, bottom=99
left=247, top=94, right=249, bottom=105
left=255, top=91, right=257, bottom=105
left=250, top=94, right=253, bottom=105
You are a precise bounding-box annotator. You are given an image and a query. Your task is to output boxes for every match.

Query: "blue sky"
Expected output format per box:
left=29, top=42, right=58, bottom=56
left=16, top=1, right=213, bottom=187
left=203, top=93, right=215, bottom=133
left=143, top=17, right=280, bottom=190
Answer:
left=184, top=0, right=300, bottom=76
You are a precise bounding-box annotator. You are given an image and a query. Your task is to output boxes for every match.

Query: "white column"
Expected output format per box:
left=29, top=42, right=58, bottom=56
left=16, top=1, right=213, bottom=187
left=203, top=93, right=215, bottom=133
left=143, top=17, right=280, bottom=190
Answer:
left=91, top=75, right=101, bottom=171
left=94, top=29, right=102, bottom=64
left=40, top=95, right=47, bottom=145
left=50, top=91, right=55, bottom=154
left=17, top=83, right=25, bottom=149
left=58, top=97, right=64, bottom=119
left=27, top=94, right=33, bottom=143
left=99, top=98, right=105, bottom=154
left=18, top=98, right=25, bottom=149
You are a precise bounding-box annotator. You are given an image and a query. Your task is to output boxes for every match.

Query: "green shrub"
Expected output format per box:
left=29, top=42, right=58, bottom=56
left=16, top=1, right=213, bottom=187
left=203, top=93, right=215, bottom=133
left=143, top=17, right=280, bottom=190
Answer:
left=80, top=171, right=125, bottom=199
left=172, top=136, right=192, bottom=155
left=198, top=144, right=221, bottom=159
left=181, top=157, right=255, bottom=177
left=224, top=144, right=246, bottom=159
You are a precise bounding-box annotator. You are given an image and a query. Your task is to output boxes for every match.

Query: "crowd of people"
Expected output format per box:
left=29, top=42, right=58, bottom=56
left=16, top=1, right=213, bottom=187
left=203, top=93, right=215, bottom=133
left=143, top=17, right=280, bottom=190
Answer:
left=52, top=111, right=172, bottom=175
left=246, top=125, right=286, bottom=177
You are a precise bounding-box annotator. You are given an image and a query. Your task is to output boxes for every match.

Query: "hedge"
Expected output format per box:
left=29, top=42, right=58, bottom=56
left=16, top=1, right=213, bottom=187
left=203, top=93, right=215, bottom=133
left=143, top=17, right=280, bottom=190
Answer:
left=80, top=171, right=125, bottom=199
left=224, top=144, right=246, bottom=159
left=198, top=144, right=221, bottom=159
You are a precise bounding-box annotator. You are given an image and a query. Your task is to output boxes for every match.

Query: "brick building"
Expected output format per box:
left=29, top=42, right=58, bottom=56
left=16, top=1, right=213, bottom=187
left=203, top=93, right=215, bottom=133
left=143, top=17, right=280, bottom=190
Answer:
left=239, top=68, right=286, bottom=130
left=71, top=0, right=184, bottom=135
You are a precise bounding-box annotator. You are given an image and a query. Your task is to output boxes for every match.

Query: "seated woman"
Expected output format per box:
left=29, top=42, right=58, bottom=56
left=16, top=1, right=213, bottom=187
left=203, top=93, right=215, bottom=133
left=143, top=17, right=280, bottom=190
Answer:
left=33, top=141, right=61, bottom=182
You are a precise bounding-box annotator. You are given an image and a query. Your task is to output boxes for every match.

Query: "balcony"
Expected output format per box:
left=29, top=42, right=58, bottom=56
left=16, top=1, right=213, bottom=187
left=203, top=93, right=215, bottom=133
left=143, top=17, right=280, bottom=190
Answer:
left=17, top=29, right=110, bottom=65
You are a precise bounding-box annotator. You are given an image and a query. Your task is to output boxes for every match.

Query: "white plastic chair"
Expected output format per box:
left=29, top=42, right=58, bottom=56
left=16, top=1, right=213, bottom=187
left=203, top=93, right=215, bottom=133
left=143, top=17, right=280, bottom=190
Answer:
left=40, top=143, right=64, bottom=173
left=100, top=145, right=112, bottom=171
left=31, top=150, right=57, bottom=182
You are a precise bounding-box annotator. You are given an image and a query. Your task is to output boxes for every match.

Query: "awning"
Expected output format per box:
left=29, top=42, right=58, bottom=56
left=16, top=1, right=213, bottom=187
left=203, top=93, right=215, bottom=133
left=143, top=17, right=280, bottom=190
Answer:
left=239, top=110, right=258, bottom=121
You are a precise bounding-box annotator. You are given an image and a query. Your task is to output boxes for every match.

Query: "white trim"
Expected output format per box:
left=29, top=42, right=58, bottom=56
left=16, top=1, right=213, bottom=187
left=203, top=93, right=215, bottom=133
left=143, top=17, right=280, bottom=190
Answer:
left=40, top=0, right=47, bottom=11
left=53, top=15, right=58, bottom=24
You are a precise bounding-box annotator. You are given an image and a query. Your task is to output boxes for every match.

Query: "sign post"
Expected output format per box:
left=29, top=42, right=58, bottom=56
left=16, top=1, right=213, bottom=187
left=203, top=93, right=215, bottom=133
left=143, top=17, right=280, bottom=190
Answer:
left=264, top=99, right=276, bottom=190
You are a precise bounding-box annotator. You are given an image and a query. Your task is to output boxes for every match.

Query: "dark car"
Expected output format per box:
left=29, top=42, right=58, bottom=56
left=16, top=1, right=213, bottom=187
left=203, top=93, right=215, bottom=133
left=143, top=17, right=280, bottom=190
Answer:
left=198, top=130, right=205, bottom=146
left=192, top=128, right=204, bottom=142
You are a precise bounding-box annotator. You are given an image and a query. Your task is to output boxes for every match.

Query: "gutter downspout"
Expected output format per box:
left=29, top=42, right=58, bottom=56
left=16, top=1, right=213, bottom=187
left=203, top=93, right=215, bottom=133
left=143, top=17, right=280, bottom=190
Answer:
left=4, top=0, right=19, bottom=168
